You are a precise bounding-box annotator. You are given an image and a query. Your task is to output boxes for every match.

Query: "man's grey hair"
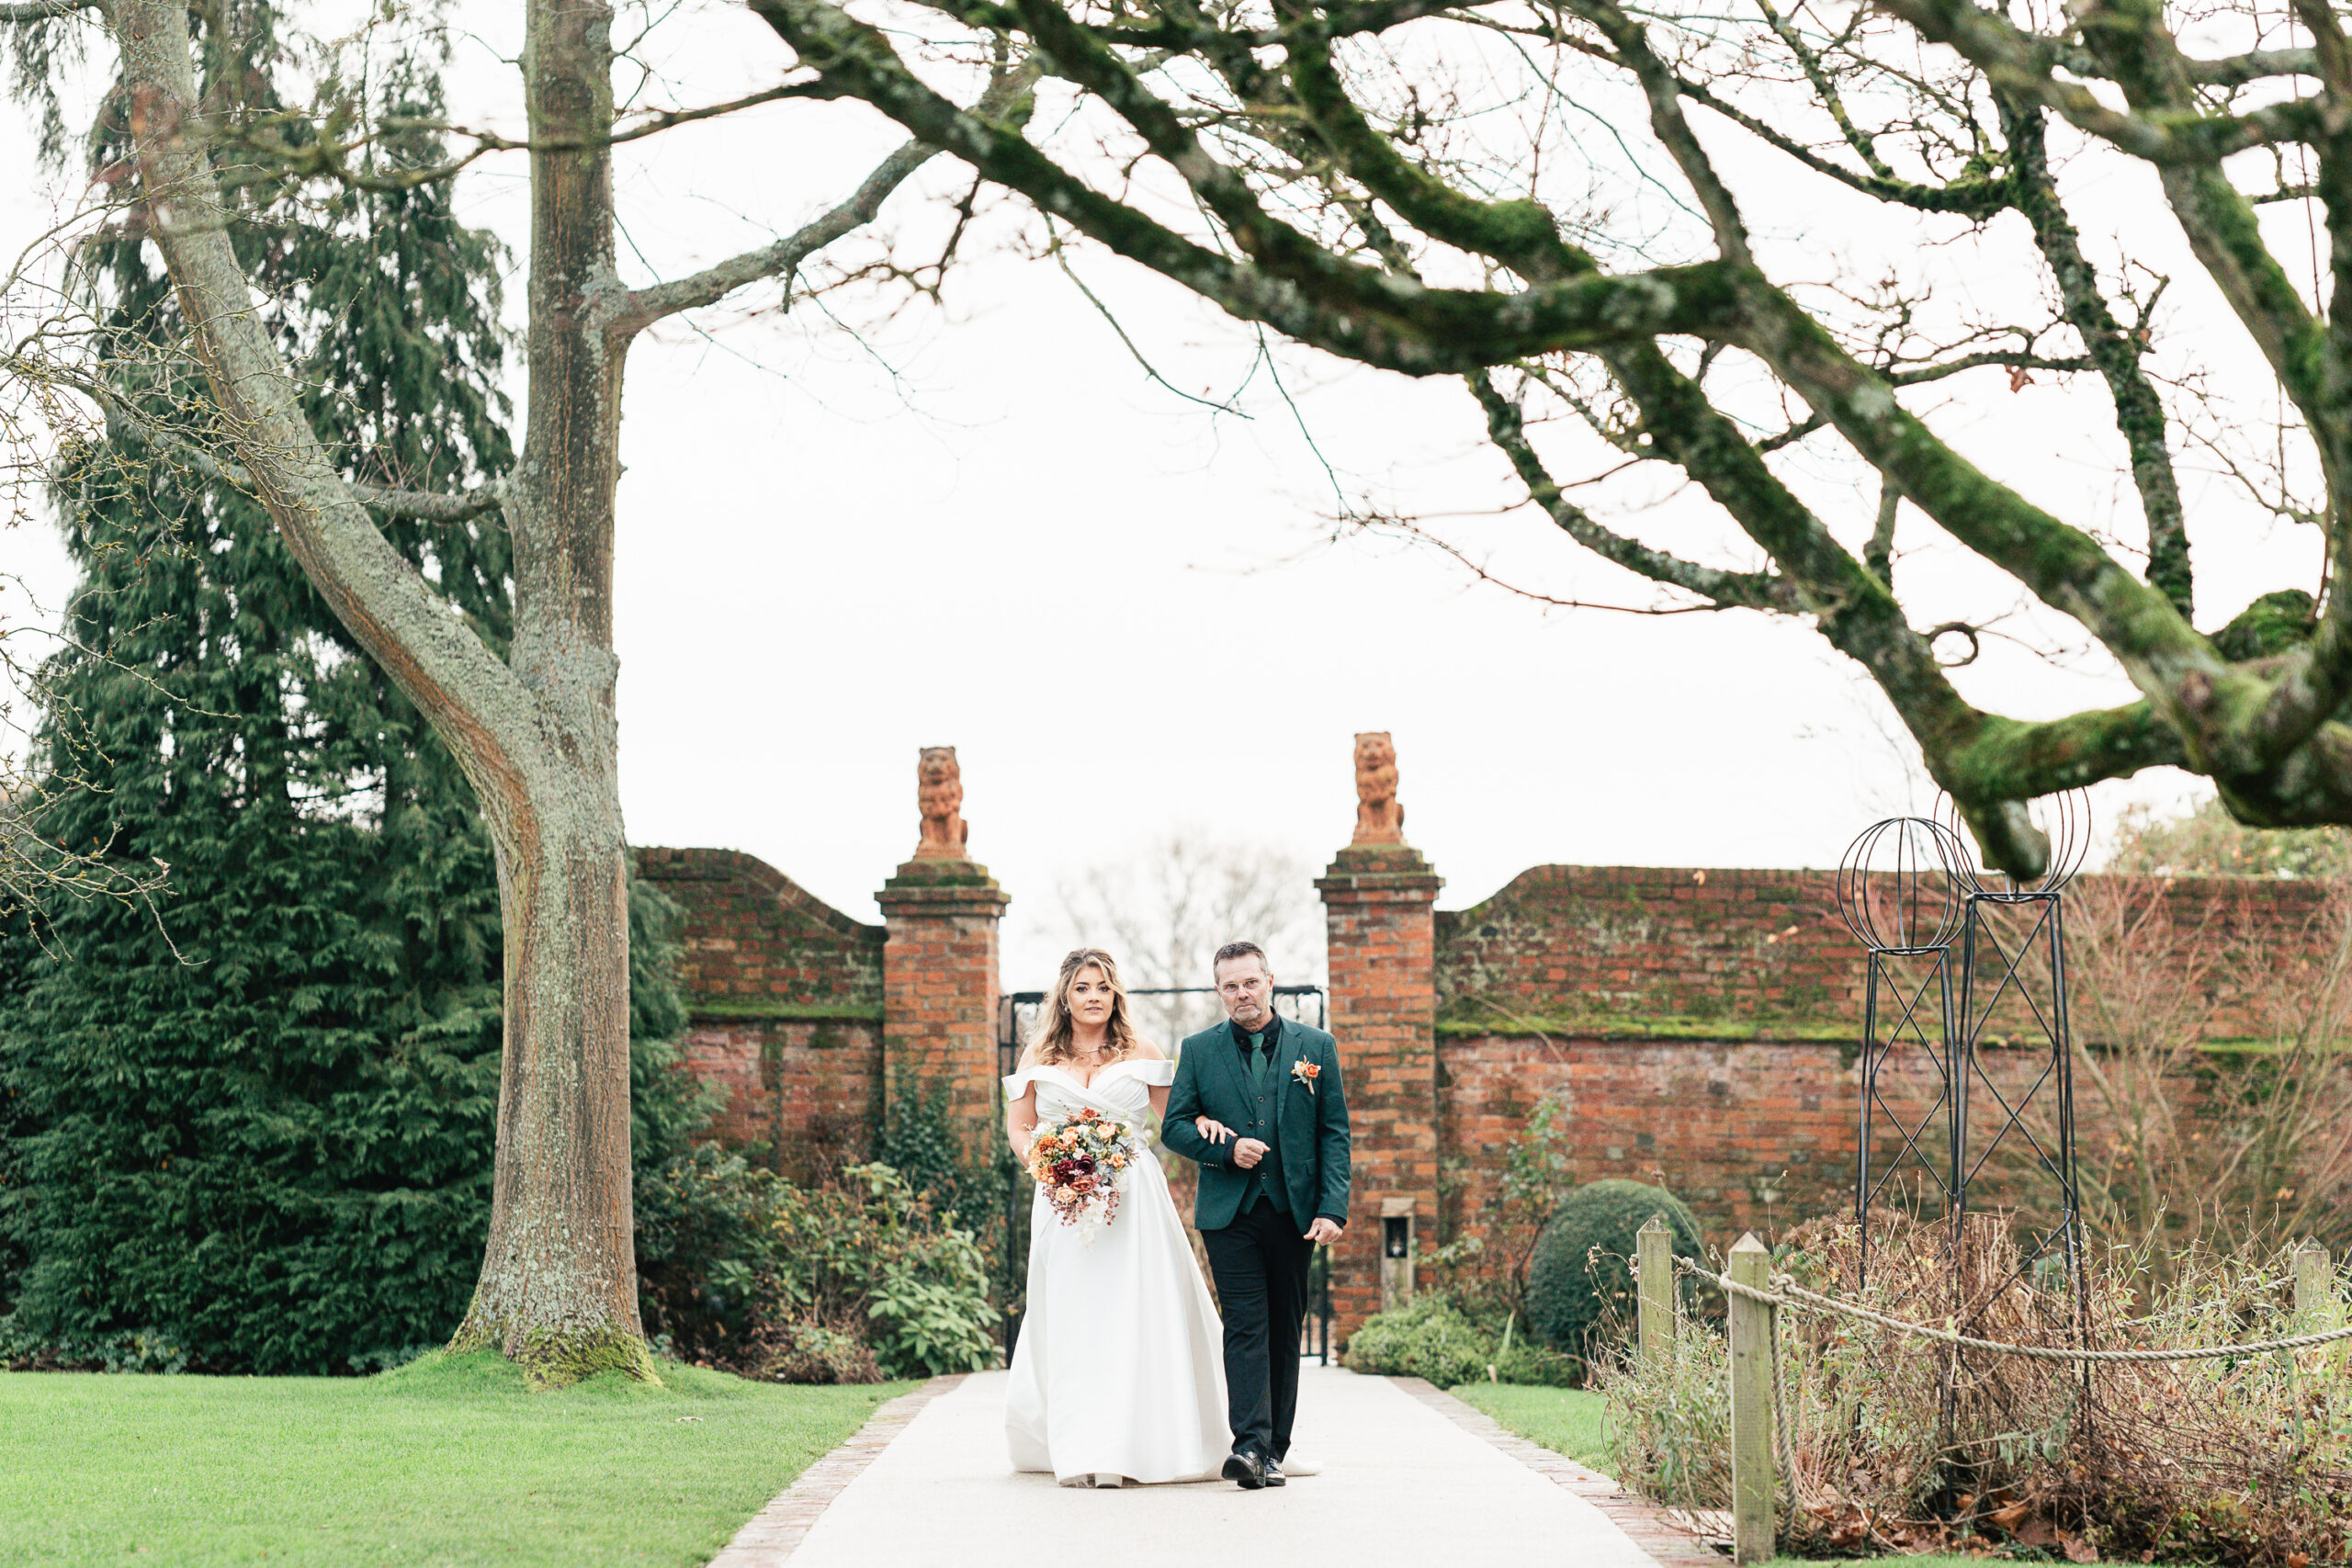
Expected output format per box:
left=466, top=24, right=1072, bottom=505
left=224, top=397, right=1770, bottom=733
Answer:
left=1213, top=940, right=1272, bottom=976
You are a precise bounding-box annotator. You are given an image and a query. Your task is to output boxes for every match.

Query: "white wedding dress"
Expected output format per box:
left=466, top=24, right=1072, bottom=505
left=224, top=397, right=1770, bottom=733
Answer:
left=1002, top=1059, right=1230, bottom=1484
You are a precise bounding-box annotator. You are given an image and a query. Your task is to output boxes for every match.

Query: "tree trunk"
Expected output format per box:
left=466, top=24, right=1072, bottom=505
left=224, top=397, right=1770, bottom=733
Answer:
left=452, top=799, right=645, bottom=1382
left=447, top=0, right=648, bottom=1382
left=114, top=0, right=652, bottom=1384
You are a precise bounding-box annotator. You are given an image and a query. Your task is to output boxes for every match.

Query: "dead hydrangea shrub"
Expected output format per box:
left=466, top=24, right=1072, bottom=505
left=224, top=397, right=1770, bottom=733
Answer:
left=1592, top=1212, right=2352, bottom=1564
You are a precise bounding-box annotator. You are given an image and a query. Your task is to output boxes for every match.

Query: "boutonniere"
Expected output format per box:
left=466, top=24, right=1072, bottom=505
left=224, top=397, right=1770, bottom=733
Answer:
left=1290, top=1060, right=1321, bottom=1095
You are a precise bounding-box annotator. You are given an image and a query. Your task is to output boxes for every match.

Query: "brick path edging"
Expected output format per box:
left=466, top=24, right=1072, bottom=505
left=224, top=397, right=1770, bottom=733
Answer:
left=707, top=1373, right=968, bottom=1566
left=1391, top=1378, right=1726, bottom=1567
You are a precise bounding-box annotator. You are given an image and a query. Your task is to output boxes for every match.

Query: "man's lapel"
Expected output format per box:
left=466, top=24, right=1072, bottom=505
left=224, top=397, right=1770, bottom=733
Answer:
left=1272, top=1020, right=1304, bottom=1129
left=1206, top=1023, right=1251, bottom=1118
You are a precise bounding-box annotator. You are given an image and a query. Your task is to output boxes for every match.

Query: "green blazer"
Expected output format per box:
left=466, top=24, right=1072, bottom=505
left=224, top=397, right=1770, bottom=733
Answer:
left=1161, top=1018, right=1351, bottom=1233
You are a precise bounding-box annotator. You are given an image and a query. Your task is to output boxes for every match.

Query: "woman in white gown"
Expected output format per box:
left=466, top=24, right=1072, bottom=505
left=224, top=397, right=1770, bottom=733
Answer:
left=1002, top=947, right=1229, bottom=1486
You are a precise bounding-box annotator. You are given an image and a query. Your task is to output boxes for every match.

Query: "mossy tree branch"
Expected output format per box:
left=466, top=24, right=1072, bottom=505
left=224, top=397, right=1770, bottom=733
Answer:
left=746, top=0, right=2352, bottom=862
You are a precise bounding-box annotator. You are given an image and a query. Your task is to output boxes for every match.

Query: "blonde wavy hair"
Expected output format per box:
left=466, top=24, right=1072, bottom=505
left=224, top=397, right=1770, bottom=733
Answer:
left=1025, top=947, right=1147, bottom=1066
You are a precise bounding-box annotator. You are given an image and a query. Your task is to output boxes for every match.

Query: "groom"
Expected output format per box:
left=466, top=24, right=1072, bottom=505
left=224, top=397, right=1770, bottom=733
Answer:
left=1162, top=941, right=1351, bottom=1491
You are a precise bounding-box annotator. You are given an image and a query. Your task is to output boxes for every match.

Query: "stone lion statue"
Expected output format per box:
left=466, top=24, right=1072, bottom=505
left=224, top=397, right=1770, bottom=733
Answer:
left=1352, top=731, right=1405, bottom=844
left=914, top=746, right=969, bottom=859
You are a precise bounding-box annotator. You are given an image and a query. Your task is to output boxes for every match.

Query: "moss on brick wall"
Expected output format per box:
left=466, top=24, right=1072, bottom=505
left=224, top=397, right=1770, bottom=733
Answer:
left=1433, top=864, right=2336, bottom=1043
left=634, top=848, right=889, bottom=1172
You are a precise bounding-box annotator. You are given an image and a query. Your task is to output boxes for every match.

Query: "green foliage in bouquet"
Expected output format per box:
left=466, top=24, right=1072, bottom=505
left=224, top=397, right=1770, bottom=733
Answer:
left=1524, top=1180, right=1702, bottom=1365
left=636, top=1150, right=995, bottom=1381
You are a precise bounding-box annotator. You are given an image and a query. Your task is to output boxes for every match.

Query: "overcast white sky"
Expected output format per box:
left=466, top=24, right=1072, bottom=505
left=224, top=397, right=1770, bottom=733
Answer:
left=3, top=0, right=2306, bottom=987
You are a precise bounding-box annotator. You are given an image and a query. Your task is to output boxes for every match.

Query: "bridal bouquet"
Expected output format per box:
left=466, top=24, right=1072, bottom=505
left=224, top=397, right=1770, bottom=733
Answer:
left=1025, top=1107, right=1141, bottom=1245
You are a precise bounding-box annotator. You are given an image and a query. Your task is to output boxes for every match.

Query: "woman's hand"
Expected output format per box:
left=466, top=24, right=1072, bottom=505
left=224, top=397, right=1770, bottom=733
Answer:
left=1195, top=1116, right=1236, bottom=1145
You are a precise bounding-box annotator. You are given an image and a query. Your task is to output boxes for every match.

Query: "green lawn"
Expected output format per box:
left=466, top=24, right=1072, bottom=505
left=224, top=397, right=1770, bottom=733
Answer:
left=1447, top=1381, right=1611, bottom=1469
left=0, top=1350, right=910, bottom=1566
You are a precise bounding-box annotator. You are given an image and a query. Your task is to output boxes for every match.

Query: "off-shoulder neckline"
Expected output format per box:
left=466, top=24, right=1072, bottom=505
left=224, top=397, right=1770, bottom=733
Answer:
left=1016, top=1058, right=1165, bottom=1091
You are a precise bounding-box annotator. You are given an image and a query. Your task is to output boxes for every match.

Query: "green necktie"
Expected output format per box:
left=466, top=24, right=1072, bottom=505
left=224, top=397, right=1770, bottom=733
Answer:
left=1246, top=1032, right=1268, bottom=1094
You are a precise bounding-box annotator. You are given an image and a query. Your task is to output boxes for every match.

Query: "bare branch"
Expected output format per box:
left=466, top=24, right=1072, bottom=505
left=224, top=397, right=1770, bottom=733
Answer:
left=752, top=0, right=1746, bottom=373
left=616, top=139, right=935, bottom=331
left=1867, top=483, right=1898, bottom=589
left=110, top=0, right=534, bottom=800
left=1351, top=508, right=1746, bottom=615
left=51, top=365, right=509, bottom=523
left=1468, top=368, right=1799, bottom=614
left=2185, top=47, right=2320, bottom=86
left=1880, top=0, right=2321, bottom=164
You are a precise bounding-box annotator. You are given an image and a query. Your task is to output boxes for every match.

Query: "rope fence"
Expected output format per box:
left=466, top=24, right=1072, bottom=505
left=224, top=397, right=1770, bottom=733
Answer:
left=1631, top=1223, right=2349, bottom=1566
left=1672, top=1254, right=2352, bottom=1363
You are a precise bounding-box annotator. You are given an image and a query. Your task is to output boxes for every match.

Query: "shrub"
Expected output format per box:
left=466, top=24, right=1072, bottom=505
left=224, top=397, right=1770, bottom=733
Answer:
left=1524, top=1179, right=1702, bottom=1365
left=1492, top=1337, right=1583, bottom=1388
left=741, top=1316, right=884, bottom=1385
left=1342, top=1294, right=1496, bottom=1387
left=876, top=1076, right=1025, bottom=1325
left=636, top=1149, right=996, bottom=1381
left=1419, top=1093, right=1577, bottom=1327
left=1592, top=1210, right=2352, bottom=1564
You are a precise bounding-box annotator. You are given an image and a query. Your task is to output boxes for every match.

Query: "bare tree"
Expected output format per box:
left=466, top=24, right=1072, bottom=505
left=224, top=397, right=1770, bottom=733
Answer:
left=2064, top=814, right=2352, bottom=1278
left=0, top=214, right=172, bottom=926
left=0, top=0, right=1023, bottom=1382
left=1041, top=829, right=1323, bottom=1045
left=755, top=0, right=2352, bottom=877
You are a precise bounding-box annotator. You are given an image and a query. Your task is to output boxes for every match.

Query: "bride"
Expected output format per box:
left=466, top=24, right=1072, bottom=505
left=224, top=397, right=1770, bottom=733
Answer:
left=1002, top=947, right=1228, bottom=1486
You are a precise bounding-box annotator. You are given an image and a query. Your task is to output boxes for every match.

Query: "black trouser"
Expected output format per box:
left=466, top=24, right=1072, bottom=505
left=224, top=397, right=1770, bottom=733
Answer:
left=1200, top=1196, right=1314, bottom=1461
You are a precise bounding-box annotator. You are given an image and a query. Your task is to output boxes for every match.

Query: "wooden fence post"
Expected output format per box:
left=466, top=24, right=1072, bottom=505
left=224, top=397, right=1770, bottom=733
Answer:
left=1637, top=1215, right=1673, bottom=1367
left=2295, top=1240, right=2334, bottom=1326
left=1728, top=1232, right=1776, bottom=1565
left=2295, top=1241, right=2337, bottom=1370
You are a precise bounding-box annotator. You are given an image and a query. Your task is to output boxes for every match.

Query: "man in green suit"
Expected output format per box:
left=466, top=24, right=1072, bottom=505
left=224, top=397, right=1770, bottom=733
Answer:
left=1161, top=941, right=1351, bottom=1490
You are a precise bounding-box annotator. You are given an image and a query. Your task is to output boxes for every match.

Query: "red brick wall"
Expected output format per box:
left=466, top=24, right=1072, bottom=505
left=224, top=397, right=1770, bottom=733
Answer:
left=1436, top=866, right=1851, bottom=1038
left=636, top=847, right=885, bottom=1011
left=876, top=860, right=1009, bottom=1166
left=675, top=1021, right=880, bottom=1182
left=634, top=839, right=2334, bottom=1308
left=1435, top=864, right=2335, bottom=1043
left=1422, top=865, right=2335, bottom=1258
left=1318, top=844, right=1444, bottom=1337
left=1437, top=1030, right=2122, bottom=1255
left=635, top=848, right=887, bottom=1173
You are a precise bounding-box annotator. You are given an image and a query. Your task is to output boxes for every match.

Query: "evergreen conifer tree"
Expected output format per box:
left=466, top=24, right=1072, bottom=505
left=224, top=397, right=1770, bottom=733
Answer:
left=0, top=14, right=705, bottom=1373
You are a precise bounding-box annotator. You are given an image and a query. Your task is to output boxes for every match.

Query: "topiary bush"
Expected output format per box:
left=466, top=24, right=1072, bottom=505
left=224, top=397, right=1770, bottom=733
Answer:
left=1524, top=1179, right=1703, bottom=1368
left=1341, top=1294, right=1496, bottom=1387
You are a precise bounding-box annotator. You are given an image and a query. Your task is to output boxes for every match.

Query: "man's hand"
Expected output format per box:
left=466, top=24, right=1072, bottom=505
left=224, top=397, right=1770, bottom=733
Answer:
left=1305, top=1217, right=1344, bottom=1245
left=1231, top=1137, right=1270, bottom=1169
left=1195, top=1116, right=1235, bottom=1145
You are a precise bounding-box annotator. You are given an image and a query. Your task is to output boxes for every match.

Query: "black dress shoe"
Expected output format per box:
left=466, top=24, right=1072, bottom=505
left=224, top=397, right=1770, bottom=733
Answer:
left=1221, top=1450, right=1269, bottom=1490
left=1261, top=1458, right=1287, bottom=1487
